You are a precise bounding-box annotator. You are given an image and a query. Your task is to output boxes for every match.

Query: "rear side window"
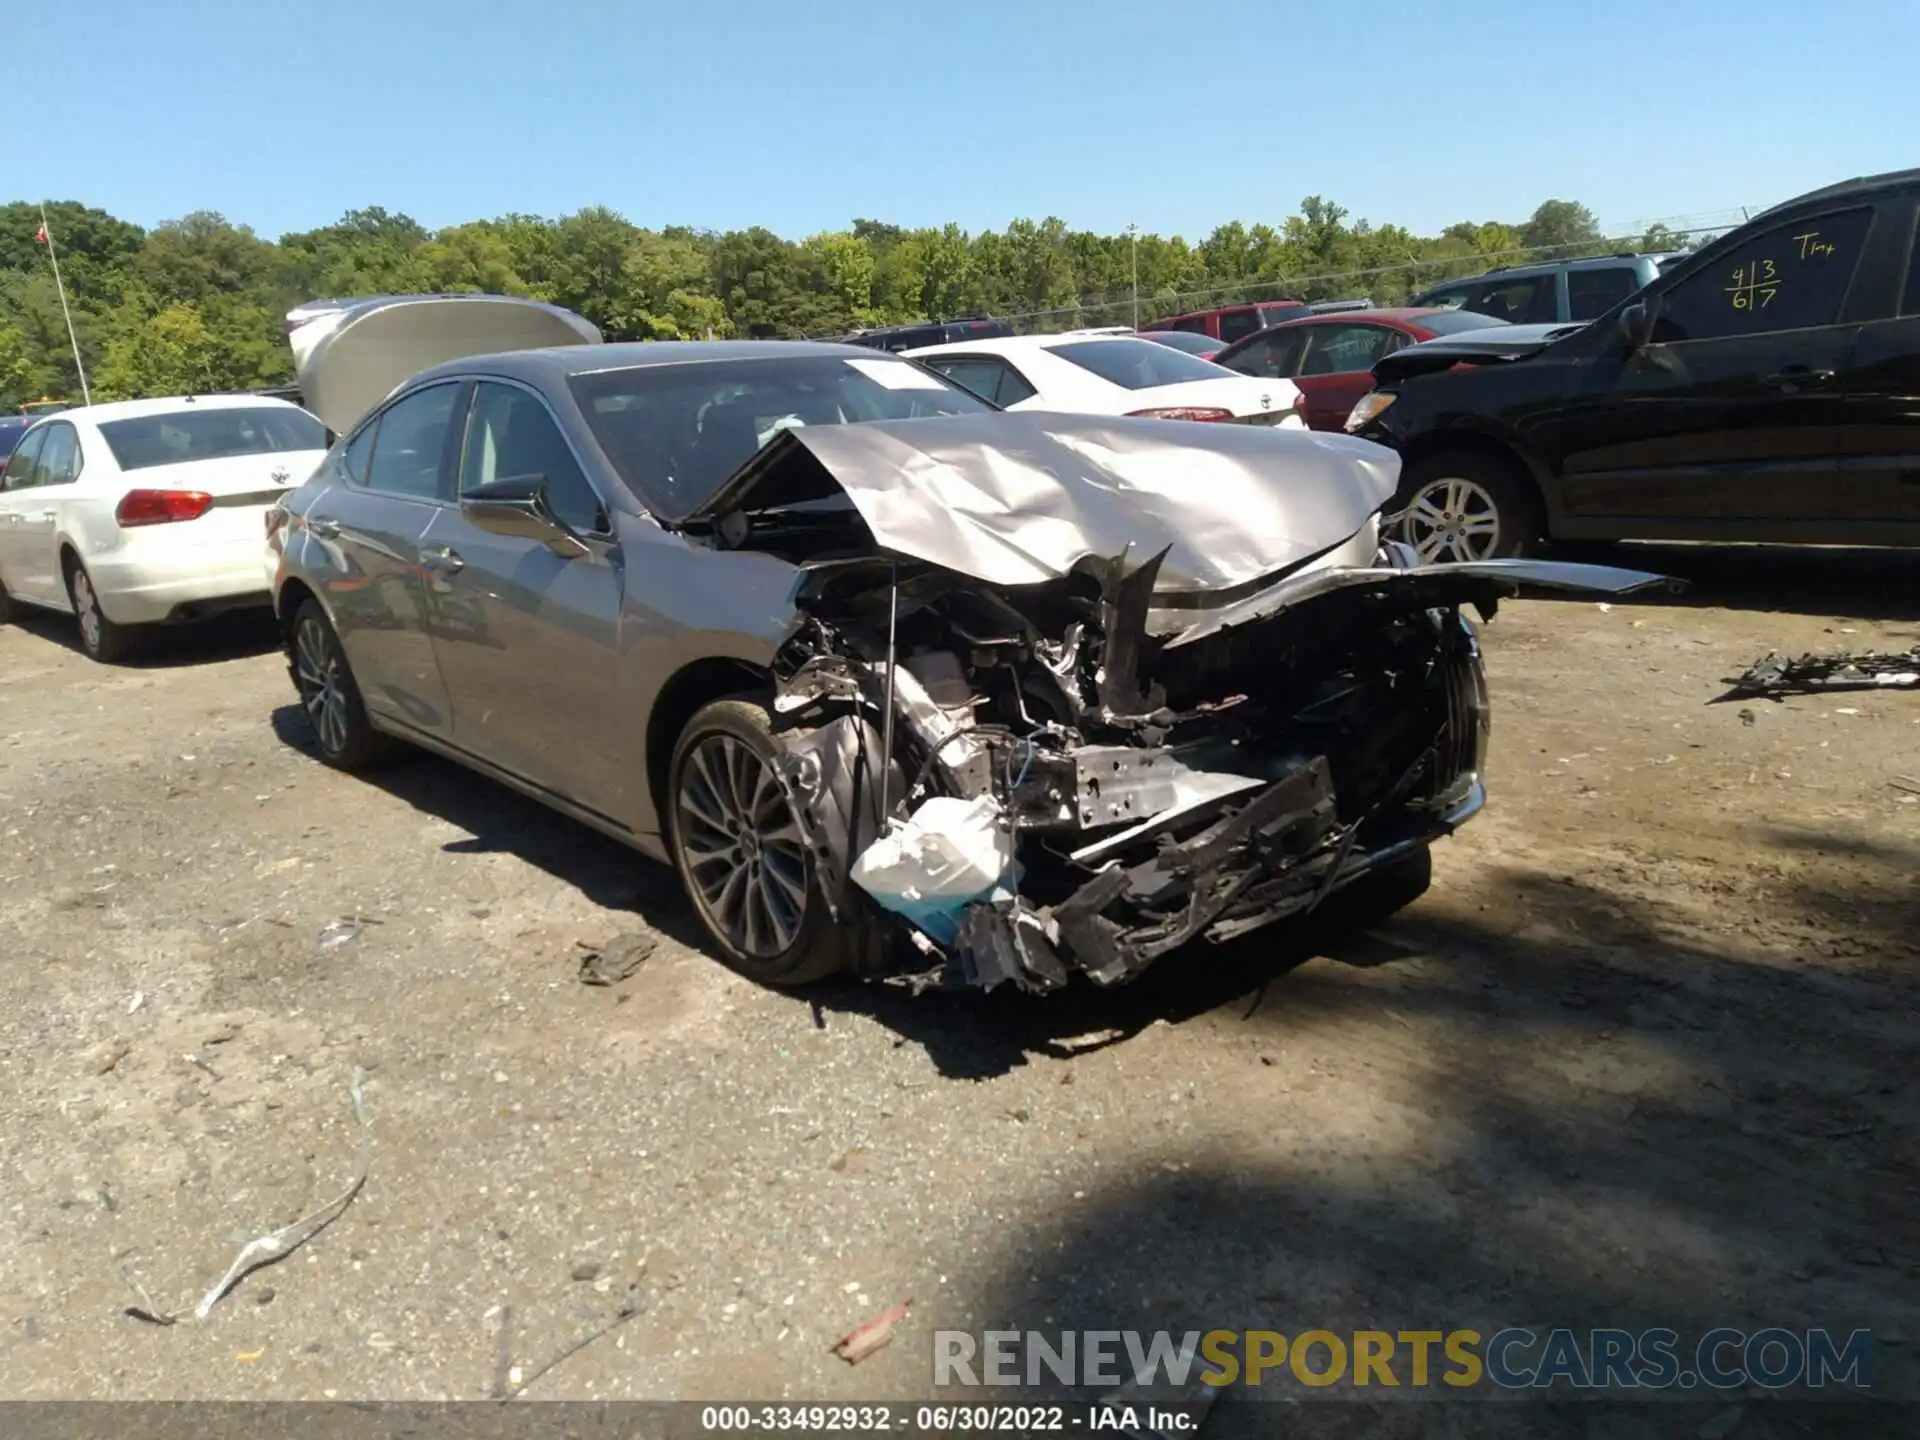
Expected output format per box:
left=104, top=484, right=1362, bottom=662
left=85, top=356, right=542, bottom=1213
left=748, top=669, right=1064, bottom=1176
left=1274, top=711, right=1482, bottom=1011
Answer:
left=35, top=422, right=82, bottom=486
left=1299, top=324, right=1394, bottom=376
left=1220, top=328, right=1307, bottom=379
left=1567, top=266, right=1641, bottom=320
left=363, top=383, right=462, bottom=501
left=1654, top=207, right=1873, bottom=342
left=1047, top=338, right=1228, bottom=389
left=1469, top=274, right=1557, bottom=324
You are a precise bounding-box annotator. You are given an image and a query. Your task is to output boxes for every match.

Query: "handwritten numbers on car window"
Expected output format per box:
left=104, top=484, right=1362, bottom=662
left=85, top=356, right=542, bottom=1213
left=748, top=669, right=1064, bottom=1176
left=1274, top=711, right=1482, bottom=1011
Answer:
left=1726, top=258, right=1779, bottom=311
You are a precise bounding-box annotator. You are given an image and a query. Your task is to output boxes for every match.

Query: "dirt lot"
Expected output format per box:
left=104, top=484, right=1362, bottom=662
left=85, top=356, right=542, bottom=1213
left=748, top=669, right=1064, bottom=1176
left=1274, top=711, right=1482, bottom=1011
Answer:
left=1, top=543, right=1915, bottom=1434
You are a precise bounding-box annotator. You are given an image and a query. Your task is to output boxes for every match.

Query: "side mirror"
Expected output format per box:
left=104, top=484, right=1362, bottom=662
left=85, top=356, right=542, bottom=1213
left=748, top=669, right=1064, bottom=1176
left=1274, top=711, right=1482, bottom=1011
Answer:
left=460, top=473, right=589, bottom=556
left=1618, top=300, right=1653, bottom=349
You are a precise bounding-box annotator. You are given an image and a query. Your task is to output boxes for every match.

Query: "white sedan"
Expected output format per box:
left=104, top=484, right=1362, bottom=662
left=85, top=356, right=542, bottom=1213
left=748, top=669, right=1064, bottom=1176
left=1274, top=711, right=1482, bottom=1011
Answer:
left=0, top=395, right=328, bottom=661
left=903, top=333, right=1306, bottom=426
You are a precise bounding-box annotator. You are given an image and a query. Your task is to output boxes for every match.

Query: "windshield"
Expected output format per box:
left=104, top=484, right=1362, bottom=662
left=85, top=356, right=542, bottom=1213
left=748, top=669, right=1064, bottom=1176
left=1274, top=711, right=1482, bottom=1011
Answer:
left=568, top=355, right=993, bottom=521
left=1416, top=310, right=1511, bottom=336
left=1138, top=331, right=1221, bottom=355
left=98, top=406, right=326, bottom=471
left=1046, top=338, right=1229, bottom=389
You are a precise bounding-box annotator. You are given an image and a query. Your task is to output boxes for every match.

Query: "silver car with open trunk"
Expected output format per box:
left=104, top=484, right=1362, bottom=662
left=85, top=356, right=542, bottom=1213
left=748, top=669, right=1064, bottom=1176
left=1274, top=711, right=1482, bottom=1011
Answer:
left=270, top=295, right=1668, bottom=991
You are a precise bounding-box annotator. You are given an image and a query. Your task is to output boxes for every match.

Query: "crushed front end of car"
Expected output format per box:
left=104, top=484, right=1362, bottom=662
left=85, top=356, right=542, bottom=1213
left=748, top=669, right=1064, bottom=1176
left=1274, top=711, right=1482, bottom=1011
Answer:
left=675, top=411, right=1672, bottom=991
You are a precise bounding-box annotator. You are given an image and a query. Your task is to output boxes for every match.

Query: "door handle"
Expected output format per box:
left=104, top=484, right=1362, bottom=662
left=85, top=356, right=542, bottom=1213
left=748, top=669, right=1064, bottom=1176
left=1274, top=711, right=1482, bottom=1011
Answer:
left=1761, top=367, right=1836, bottom=392
left=420, top=545, right=465, bottom=575
left=40, top=511, right=56, bottom=523
left=305, top=517, right=341, bottom=539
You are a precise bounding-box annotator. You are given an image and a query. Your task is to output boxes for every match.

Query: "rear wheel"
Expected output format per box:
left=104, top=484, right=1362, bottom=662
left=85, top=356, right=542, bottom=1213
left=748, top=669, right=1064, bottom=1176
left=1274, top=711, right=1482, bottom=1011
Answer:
left=290, top=599, right=395, bottom=770
left=668, top=695, right=852, bottom=988
left=65, top=559, right=136, bottom=663
left=1395, top=450, right=1542, bottom=561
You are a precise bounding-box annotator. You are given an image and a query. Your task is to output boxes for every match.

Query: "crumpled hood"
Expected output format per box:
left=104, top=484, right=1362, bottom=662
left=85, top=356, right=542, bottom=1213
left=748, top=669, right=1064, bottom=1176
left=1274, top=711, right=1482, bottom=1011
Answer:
left=687, top=410, right=1402, bottom=591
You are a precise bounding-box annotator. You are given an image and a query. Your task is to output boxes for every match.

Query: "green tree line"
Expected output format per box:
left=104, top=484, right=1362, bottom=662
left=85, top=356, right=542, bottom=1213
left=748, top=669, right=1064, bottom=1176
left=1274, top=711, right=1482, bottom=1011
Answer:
left=0, top=195, right=1678, bottom=406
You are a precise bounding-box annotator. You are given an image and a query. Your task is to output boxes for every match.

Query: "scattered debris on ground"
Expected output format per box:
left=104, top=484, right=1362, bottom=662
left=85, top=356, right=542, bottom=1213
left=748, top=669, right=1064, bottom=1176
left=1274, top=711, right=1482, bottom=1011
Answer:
left=1721, top=645, right=1920, bottom=699
left=122, top=1066, right=372, bottom=1325
left=576, top=933, right=658, bottom=986
left=832, top=1295, right=912, bottom=1364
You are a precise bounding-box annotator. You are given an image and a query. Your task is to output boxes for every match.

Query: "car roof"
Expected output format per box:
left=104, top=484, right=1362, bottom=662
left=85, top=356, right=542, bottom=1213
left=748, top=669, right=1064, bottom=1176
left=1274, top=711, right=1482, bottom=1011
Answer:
left=21, top=395, right=309, bottom=426
left=904, top=334, right=1156, bottom=360
left=1754, top=167, right=1920, bottom=219
left=411, top=338, right=896, bottom=387
left=1264, top=307, right=1454, bottom=327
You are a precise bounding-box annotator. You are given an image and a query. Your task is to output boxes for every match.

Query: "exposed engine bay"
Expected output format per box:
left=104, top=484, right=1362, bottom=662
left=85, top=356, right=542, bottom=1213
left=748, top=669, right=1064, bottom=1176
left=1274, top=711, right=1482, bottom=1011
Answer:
left=763, top=541, right=1497, bottom=993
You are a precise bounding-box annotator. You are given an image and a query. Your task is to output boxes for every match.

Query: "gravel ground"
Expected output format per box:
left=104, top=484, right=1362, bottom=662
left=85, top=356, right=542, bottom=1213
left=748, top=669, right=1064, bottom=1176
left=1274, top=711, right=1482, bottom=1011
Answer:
left=0, top=542, right=1915, bottom=1436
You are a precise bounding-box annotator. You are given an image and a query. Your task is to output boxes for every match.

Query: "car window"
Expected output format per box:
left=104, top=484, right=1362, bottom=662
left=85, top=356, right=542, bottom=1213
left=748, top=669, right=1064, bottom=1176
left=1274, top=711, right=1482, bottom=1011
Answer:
left=1468, top=274, right=1557, bottom=324
left=461, top=381, right=606, bottom=534
left=1902, top=221, right=1920, bottom=317
left=1567, top=266, right=1641, bottom=320
left=995, top=361, right=1037, bottom=405
left=921, top=356, right=1006, bottom=405
left=341, top=419, right=378, bottom=483
left=1046, top=338, right=1229, bottom=389
left=1221, top=328, right=1307, bottom=379
left=1654, top=207, right=1873, bottom=342
left=34, top=422, right=82, bottom=486
left=1218, top=310, right=1264, bottom=343
left=1417, top=283, right=1476, bottom=311
left=1299, top=324, right=1394, bottom=377
left=568, top=355, right=991, bottom=522
left=1168, top=316, right=1210, bottom=335
left=96, top=407, right=326, bottom=471
left=362, top=383, right=462, bottom=501
left=1, top=426, right=46, bottom=491
left=1256, top=304, right=1305, bottom=328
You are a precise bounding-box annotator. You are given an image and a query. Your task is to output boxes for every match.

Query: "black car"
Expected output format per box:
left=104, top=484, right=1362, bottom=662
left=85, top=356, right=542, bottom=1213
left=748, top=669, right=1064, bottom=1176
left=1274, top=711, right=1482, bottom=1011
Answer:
left=1349, top=169, right=1920, bottom=562
left=835, top=317, right=1014, bottom=352
left=0, top=416, right=31, bottom=464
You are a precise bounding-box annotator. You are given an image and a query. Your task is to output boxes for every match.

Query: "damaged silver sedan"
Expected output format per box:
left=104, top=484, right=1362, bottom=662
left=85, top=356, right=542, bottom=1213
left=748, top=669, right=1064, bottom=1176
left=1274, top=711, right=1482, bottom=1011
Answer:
left=273, top=296, right=1670, bottom=992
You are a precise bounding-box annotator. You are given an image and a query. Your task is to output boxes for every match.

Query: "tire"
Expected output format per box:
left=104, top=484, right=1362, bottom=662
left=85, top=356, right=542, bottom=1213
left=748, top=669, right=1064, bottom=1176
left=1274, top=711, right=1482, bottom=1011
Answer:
left=289, top=599, right=396, bottom=771
left=65, top=558, right=137, bottom=663
left=1394, top=450, right=1543, bottom=562
left=668, top=695, right=852, bottom=988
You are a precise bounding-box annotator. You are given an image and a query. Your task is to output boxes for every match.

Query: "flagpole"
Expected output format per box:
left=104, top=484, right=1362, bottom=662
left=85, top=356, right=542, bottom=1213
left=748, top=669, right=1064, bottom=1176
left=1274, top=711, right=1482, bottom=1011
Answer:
left=38, top=203, right=92, bottom=407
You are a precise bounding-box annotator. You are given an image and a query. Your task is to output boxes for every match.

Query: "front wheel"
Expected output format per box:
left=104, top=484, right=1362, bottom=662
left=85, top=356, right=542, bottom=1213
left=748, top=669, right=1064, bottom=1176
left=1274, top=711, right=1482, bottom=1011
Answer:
left=1395, top=451, right=1542, bottom=562
left=66, top=560, right=137, bottom=663
left=668, top=695, right=852, bottom=988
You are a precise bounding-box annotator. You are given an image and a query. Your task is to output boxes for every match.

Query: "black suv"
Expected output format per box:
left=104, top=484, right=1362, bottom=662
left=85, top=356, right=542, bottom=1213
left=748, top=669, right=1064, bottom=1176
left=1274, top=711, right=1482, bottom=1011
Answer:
left=835, top=317, right=1013, bottom=352
left=1351, top=169, right=1920, bottom=561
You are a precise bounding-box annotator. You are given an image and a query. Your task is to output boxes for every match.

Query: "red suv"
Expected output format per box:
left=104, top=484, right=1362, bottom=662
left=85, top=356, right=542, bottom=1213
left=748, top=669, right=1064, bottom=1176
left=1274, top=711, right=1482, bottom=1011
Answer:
left=1144, top=300, right=1307, bottom=344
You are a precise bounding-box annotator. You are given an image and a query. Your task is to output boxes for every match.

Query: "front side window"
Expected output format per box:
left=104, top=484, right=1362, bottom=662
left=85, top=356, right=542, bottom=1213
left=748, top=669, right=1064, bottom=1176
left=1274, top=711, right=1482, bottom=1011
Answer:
left=1567, top=266, right=1641, bottom=320
left=1299, top=324, right=1394, bottom=376
left=363, top=383, right=462, bottom=501
left=461, top=382, right=606, bottom=534
left=1654, top=207, right=1873, bottom=342
left=1046, top=338, right=1230, bottom=389
left=34, top=423, right=82, bottom=486
left=1, top=427, right=45, bottom=491
left=569, top=355, right=991, bottom=521
left=96, top=406, right=326, bottom=472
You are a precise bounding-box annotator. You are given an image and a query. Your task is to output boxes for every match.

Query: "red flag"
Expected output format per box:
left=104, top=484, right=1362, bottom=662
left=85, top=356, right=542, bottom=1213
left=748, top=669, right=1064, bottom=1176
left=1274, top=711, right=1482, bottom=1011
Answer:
left=34, top=222, right=48, bottom=244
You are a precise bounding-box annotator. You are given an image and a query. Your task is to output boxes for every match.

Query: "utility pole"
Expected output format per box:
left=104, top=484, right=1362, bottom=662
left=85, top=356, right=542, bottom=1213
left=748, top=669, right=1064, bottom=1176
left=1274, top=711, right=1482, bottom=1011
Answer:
left=1128, top=223, right=1139, bottom=330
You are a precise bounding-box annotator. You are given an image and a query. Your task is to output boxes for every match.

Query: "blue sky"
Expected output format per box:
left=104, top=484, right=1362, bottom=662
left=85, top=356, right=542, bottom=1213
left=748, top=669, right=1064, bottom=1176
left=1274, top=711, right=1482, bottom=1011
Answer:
left=12, top=0, right=1918, bottom=244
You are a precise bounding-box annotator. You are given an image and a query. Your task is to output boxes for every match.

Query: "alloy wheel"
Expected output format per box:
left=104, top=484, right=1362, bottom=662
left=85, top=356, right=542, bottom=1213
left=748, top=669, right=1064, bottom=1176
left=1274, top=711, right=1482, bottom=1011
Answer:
left=294, top=616, right=350, bottom=755
left=71, top=570, right=103, bottom=653
left=675, top=733, right=809, bottom=958
left=1402, top=477, right=1502, bottom=563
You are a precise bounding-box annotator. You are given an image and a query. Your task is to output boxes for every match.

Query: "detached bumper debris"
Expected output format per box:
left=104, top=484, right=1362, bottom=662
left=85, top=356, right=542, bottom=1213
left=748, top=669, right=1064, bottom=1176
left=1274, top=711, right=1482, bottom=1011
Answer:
left=1723, top=646, right=1920, bottom=700
left=833, top=1295, right=912, bottom=1364
left=577, top=932, right=658, bottom=986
